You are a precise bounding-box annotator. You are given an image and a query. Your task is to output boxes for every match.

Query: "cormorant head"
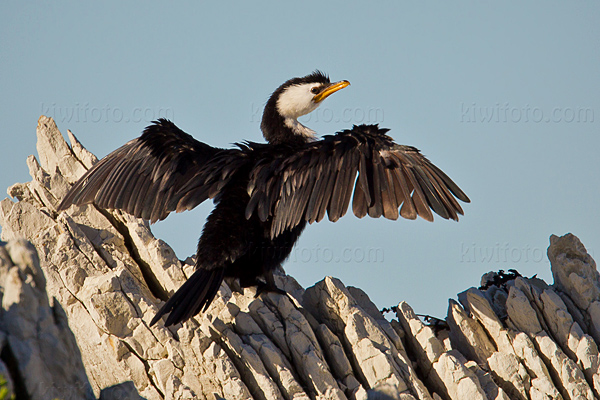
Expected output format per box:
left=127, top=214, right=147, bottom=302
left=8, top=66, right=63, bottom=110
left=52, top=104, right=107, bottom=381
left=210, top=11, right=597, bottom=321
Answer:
left=261, top=71, right=350, bottom=144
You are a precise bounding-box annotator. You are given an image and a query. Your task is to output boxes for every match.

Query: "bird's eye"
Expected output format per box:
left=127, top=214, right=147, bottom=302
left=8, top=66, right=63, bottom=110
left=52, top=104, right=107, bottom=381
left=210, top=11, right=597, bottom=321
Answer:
left=310, top=87, right=320, bottom=94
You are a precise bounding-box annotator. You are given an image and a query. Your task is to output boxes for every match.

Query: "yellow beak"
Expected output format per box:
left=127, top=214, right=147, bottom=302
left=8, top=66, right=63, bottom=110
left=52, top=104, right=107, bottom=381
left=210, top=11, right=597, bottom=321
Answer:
left=313, top=80, right=350, bottom=103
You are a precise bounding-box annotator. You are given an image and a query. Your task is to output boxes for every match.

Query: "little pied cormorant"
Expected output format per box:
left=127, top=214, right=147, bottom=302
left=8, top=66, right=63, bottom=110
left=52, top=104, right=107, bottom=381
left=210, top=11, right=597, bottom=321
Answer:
left=58, top=71, right=470, bottom=327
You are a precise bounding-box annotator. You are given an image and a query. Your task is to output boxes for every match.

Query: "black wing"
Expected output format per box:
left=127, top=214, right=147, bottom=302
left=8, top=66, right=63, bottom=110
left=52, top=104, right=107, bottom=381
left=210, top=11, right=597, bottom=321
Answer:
left=58, top=119, right=247, bottom=222
left=246, top=124, right=470, bottom=238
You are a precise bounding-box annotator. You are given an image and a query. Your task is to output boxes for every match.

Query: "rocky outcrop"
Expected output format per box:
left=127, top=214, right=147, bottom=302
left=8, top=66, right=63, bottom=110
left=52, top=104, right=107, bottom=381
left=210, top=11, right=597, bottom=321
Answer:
left=0, top=238, right=93, bottom=399
left=0, top=116, right=599, bottom=399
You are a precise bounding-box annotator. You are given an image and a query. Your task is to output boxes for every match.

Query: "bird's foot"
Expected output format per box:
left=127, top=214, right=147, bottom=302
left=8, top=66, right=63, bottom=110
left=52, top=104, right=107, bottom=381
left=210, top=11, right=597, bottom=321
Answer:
left=225, top=277, right=243, bottom=293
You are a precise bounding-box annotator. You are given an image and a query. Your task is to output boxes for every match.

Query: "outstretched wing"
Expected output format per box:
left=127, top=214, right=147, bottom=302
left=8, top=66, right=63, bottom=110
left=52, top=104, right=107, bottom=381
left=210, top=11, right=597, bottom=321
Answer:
left=58, top=119, right=247, bottom=222
left=246, top=124, right=470, bottom=238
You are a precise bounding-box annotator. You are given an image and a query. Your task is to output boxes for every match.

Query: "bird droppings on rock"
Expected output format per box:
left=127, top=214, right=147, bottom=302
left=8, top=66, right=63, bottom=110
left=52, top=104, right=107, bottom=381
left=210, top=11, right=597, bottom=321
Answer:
left=1, top=116, right=599, bottom=399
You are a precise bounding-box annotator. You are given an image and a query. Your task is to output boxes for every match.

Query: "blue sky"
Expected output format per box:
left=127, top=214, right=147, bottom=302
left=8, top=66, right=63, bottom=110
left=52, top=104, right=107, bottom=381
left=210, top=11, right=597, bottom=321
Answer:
left=2, top=2, right=599, bottom=317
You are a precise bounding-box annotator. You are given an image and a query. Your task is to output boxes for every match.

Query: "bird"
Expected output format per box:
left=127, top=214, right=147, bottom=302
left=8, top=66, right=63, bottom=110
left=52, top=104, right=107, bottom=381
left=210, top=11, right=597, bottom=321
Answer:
left=57, top=71, right=470, bottom=327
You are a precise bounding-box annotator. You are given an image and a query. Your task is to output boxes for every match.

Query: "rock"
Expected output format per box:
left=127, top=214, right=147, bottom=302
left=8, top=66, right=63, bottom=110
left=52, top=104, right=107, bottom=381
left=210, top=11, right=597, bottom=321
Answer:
left=2, top=117, right=600, bottom=399
left=0, top=239, right=96, bottom=400
left=506, top=286, right=543, bottom=334
left=99, top=381, right=145, bottom=400
left=486, top=351, right=529, bottom=400
left=446, top=299, right=496, bottom=366
left=304, top=278, right=429, bottom=399
left=548, top=234, right=599, bottom=311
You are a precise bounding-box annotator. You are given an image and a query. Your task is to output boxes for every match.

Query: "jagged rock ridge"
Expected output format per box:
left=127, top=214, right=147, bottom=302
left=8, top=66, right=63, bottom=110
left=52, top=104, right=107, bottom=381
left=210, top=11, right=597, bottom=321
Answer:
left=0, top=116, right=599, bottom=400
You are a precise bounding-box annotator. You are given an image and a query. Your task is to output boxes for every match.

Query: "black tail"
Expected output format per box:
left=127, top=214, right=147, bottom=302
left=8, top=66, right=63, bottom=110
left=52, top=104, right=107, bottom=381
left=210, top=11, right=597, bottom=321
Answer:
left=150, top=267, right=225, bottom=327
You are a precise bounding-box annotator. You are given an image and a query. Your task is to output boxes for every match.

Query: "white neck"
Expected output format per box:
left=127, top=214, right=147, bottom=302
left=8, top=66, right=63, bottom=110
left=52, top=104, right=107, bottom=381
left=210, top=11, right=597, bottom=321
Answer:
left=284, top=117, right=316, bottom=140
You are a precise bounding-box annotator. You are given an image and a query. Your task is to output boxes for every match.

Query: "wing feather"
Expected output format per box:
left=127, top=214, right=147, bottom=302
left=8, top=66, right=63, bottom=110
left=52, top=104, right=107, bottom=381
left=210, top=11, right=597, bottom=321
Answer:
left=422, top=164, right=465, bottom=217
left=412, top=165, right=450, bottom=218
left=316, top=160, right=337, bottom=223
left=352, top=182, right=368, bottom=218
left=247, top=124, right=469, bottom=238
left=113, top=161, right=141, bottom=210
left=339, top=150, right=360, bottom=219
left=58, top=119, right=246, bottom=222
left=306, top=163, right=327, bottom=223
left=381, top=168, right=399, bottom=220
left=366, top=150, right=384, bottom=218
left=402, top=164, right=434, bottom=222
left=329, top=151, right=353, bottom=221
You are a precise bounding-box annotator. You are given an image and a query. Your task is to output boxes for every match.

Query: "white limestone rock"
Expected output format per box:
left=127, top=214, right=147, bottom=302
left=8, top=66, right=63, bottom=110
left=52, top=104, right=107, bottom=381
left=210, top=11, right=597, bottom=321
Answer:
left=446, top=299, right=496, bottom=366
left=548, top=234, right=599, bottom=311
left=2, top=117, right=600, bottom=400
left=0, top=239, right=96, bottom=399
left=534, top=332, right=594, bottom=399
left=304, top=278, right=431, bottom=400
left=396, top=302, right=487, bottom=400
